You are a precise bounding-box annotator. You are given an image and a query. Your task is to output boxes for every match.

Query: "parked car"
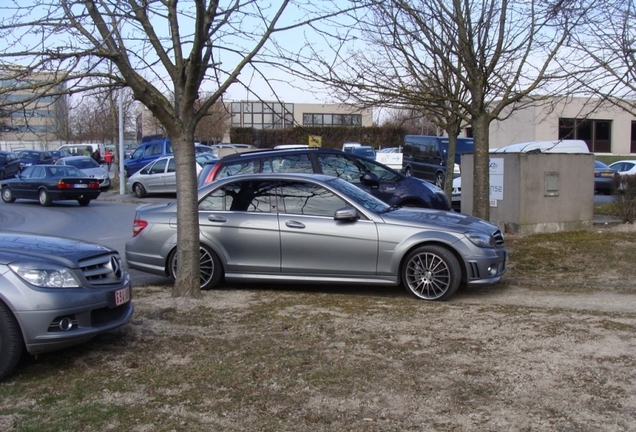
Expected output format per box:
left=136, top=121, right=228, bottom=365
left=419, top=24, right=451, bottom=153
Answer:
left=351, top=145, right=376, bottom=159
left=50, top=150, right=72, bottom=163
left=0, top=231, right=133, bottom=380
left=402, top=135, right=474, bottom=188
left=594, top=160, right=619, bottom=195
left=0, top=151, right=21, bottom=180
left=608, top=160, right=636, bottom=176
left=124, top=137, right=173, bottom=177
left=1, top=165, right=101, bottom=206
left=125, top=173, right=507, bottom=301
left=17, top=150, right=54, bottom=169
left=194, top=144, right=214, bottom=154
left=55, top=155, right=111, bottom=191
left=198, top=147, right=451, bottom=210
left=126, top=155, right=210, bottom=198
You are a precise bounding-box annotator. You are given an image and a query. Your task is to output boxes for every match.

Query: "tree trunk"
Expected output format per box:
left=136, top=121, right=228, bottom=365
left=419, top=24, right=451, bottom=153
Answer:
left=471, top=113, right=490, bottom=220
left=171, top=132, right=202, bottom=298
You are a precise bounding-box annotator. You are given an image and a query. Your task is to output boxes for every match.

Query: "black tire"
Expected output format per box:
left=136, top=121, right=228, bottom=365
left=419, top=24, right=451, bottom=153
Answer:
left=133, top=183, right=147, bottom=198
left=168, top=244, right=223, bottom=290
left=435, top=172, right=445, bottom=188
left=78, top=198, right=91, bottom=206
left=402, top=245, right=461, bottom=301
left=404, top=167, right=412, bottom=177
left=38, top=189, right=52, bottom=206
left=0, top=302, right=24, bottom=381
left=1, top=187, right=15, bottom=203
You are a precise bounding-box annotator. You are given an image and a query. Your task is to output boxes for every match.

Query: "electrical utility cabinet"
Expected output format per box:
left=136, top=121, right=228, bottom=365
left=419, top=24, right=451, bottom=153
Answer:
left=459, top=153, right=595, bottom=234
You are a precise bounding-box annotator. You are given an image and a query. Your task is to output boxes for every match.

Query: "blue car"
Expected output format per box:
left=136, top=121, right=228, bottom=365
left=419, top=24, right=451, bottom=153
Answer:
left=124, top=137, right=173, bottom=177
left=17, top=150, right=54, bottom=169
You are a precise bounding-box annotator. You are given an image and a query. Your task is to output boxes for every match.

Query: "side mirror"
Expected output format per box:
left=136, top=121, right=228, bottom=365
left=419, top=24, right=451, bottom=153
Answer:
left=360, top=172, right=380, bottom=188
left=334, top=207, right=359, bottom=221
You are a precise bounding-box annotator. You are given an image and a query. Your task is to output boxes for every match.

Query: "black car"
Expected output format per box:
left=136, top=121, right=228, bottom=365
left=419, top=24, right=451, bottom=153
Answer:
left=1, top=164, right=101, bottom=206
left=198, top=147, right=451, bottom=210
left=17, top=150, right=54, bottom=169
left=0, top=151, right=21, bottom=180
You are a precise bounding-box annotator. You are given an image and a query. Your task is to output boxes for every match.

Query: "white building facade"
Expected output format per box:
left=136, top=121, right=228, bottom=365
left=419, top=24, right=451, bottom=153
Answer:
left=487, top=96, right=636, bottom=155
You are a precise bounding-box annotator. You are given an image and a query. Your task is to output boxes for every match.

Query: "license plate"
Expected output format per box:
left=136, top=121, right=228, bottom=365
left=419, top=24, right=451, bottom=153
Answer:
left=114, top=287, right=131, bottom=306
left=451, top=196, right=461, bottom=201
left=600, top=172, right=614, bottom=177
left=74, top=183, right=88, bottom=188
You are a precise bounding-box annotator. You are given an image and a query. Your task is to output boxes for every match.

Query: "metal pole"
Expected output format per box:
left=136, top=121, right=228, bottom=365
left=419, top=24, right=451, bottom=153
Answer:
left=118, top=87, right=125, bottom=194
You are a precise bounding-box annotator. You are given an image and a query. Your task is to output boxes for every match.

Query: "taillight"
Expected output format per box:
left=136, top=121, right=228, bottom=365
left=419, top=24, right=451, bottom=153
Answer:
left=57, top=180, right=72, bottom=189
left=89, top=181, right=100, bottom=189
left=132, top=219, right=148, bottom=237
left=203, top=163, right=222, bottom=185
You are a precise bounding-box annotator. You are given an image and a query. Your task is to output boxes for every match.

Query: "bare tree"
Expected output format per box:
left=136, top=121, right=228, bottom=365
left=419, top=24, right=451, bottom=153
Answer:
left=0, top=0, right=361, bottom=298
left=283, top=0, right=592, bottom=218
left=194, top=97, right=230, bottom=145
left=571, top=1, right=636, bottom=114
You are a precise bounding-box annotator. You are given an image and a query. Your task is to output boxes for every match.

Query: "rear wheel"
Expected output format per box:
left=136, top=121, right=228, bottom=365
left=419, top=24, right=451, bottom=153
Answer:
left=38, top=189, right=52, bottom=206
left=404, top=167, right=412, bottom=177
left=78, top=198, right=91, bottom=206
left=1, top=187, right=15, bottom=203
left=0, top=302, right=24, bottom=381
left=402, top=245, right=461, bottom=301
left=133, top=183, right=147, bottom=198
left=169, top=244, right=223, bottom=290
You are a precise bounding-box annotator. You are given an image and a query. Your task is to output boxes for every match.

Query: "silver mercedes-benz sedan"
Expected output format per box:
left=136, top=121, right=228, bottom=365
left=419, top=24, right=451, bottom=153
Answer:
left=125, top=173, right=507, bottom=301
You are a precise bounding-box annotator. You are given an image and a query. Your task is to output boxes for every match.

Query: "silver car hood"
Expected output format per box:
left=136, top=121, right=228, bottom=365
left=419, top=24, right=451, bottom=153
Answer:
left=381, top=208, right=501, bottom=235
left=81, top=167, right=107, bottom=177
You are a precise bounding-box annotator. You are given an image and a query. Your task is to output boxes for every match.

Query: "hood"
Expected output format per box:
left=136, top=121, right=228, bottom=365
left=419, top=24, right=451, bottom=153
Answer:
left=80, top=167, right=108, bottom=177
left=382, top=208, right=500, bottom=235
left=0, top=232, right=112, bottom=267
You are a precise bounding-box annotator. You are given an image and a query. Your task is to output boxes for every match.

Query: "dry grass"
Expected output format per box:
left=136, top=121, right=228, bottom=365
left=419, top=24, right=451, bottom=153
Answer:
left=1, top=226, right=636, bottom=431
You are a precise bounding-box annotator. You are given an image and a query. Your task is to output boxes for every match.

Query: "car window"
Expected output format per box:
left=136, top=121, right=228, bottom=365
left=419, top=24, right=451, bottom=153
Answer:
left=167, top=158, right=176, bottom=173
left=316, top=154, right=363, bottom=183
left=150, top=159, right=168, bottom=174
left=31, top=166, right=45, bottom=178
left=216, top=160, right=257, bottom=178
left=356, top=158, right=401, bottom=182
left=262, top=154, right=313, bottom=174
left=199, top=180, right=274, bottom=212
left=0, top=155, right=5, bottom=164
left=279, top=180, right=347, bottom=217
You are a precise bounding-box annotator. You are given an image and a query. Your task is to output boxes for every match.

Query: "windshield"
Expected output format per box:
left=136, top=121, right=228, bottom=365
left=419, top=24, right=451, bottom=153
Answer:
left=325, top=177, right=391, bottom=214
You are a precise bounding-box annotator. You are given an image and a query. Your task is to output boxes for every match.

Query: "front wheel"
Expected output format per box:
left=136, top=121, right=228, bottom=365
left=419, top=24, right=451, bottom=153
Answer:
left=133, top=183, right=147, bottom=198
left=402, top=245, right=461, bottom=301
left=169, top=244, right=223, bottom=290
left=0, top=302, right=24, bottom=381
left=1, top=187, right=15, bottom=203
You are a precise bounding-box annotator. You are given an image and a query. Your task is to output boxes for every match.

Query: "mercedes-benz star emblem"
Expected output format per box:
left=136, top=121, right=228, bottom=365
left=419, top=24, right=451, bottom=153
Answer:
left=110, top=256, right=122, bottom=280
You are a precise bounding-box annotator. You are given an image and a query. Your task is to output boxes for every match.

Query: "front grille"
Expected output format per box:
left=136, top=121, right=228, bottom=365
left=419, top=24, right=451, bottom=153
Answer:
left=79, top=253, right=124, bottom=286
left=493, top=230, right=505, bottom=247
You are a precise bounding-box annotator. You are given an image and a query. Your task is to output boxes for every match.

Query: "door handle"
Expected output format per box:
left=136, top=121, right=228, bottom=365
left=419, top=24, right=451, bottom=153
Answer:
left=207, top=215, right=227, bottom=223
left=285, top=220, right=305, bottom=229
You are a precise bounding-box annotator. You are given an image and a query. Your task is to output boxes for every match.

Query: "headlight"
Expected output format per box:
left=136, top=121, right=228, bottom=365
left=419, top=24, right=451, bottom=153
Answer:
left=465, top=232, right=495, bottom=248
left=9, top=263, right=81, bottom=288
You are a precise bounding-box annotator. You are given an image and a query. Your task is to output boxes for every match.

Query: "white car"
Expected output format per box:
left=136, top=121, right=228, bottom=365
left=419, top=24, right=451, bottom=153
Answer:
left=126, top=155, right=207, bottom=198
left=608, top=160, right=636, bottom=176
left=55, top=155, right=111, bottom=191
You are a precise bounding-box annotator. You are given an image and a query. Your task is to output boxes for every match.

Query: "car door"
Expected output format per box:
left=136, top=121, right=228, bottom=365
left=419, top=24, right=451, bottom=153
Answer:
left=145, top=158, right=168, bottom=193
left=23, top=165, right=46, bottom=199
left=198, top=179, right=281, bottom=274
left=162, top=157, right=177, bottom=192
left=277, top=180, right=378, bottom=276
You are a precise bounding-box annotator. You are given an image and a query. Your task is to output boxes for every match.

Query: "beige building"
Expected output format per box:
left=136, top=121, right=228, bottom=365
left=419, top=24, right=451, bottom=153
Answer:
left=487, top=96, right=636, bottom=155
left=0, top=70, right=67, bottom=145
left=135, top=100, right=374, bottom=143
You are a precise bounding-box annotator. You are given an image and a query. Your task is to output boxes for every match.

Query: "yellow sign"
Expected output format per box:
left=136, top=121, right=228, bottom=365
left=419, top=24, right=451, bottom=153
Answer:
left=308, top=135, right=322, bottom=148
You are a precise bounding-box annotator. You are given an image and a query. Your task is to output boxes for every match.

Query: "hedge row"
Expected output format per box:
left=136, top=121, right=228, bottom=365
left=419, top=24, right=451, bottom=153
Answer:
left=229, top=125, right=408, bottom=149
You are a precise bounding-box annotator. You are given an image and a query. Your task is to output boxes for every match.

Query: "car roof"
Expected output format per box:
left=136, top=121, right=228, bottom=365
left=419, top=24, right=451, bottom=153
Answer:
left=218, top=147, right=346, bottom=162
left=609, top=160, right=636, bottom=164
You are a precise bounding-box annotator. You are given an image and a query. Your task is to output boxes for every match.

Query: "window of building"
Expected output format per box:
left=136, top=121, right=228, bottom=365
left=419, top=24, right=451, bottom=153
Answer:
left=231, top=101, right=294, bottom=129
left=558, top=118, right=612, bottom=152
left=631, top=121, right=636, bottom=153
left=303, top=113, right=362, bottom=127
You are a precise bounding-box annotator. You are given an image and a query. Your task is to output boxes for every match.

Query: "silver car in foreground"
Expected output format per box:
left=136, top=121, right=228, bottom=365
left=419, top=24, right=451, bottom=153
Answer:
left=0, top=232, right=133, bottom=380
left=125, top=173, right=507, bottom=301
